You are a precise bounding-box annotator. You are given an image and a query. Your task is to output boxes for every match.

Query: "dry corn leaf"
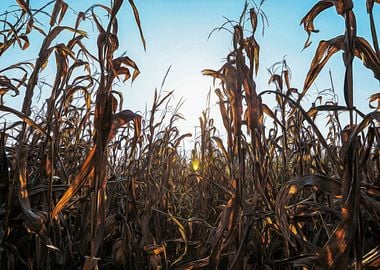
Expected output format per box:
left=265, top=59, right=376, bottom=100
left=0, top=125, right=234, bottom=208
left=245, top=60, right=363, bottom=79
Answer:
left=302, top=35, right=344, bottom=99
left=300, top=1, right=334, bottom=49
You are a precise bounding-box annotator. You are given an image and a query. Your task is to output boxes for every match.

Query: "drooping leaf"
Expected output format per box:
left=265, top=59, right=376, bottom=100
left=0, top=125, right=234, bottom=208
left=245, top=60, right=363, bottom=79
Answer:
left=128, top=0, right=146, bottom=51
left=300, top=1, right=334, bottom=48
left=107, top=110, right=141, bottom=141
left=354, top=37, right=380, bottom=80
left=243, top=36, right=260, bottom=76
left=302, top=35, right=344, bottom=100
left=369, top=93, right=380, bottom=110
left=212, top=136, right=229, bottom=161
left=15, top=0, right=31, bottom=16
left=307, top=105, right=348, bottom=118
left=0, top=105, right=48, bottom=137
left=50, top=0, right=68, bottom=26
left=112, top=56, right=140, bottom=82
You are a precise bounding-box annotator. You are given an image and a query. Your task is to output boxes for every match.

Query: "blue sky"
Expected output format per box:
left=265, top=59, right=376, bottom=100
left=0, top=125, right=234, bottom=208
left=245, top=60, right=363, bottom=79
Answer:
left=1, top=0, right=379, bottom=136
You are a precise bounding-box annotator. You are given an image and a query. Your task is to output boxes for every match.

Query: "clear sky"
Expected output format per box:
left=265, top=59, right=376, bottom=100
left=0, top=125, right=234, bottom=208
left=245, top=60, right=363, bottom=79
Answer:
left=1, top=0, right=379, bottom=137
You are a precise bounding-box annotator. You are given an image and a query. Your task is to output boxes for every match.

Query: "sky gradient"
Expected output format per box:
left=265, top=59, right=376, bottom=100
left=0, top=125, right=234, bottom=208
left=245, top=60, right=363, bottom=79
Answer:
left=1, top=0, right=379, bottom=136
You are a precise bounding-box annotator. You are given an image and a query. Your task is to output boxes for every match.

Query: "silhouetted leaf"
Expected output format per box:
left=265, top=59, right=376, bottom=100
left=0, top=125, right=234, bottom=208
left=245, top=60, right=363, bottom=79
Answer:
left=302, top=35, right=344, bottom=100
left=354, top=37, right=380, bottom=80
left=128, top=0, right=146, bottom=51
left=301, top=1, right=334, bottom=48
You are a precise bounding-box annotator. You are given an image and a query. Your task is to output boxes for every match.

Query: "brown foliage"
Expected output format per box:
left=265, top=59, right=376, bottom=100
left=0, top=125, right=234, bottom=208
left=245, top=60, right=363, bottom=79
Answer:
left=0, top=0, right=379, bottom=269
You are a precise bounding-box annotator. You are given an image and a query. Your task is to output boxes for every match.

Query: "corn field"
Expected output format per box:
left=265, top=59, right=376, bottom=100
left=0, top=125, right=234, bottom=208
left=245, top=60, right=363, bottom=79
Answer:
left=0, top=0, right=379, bottom=269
